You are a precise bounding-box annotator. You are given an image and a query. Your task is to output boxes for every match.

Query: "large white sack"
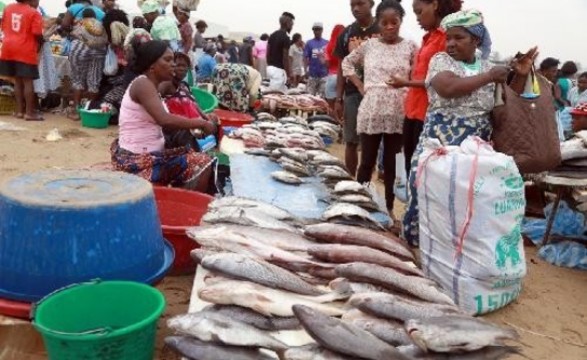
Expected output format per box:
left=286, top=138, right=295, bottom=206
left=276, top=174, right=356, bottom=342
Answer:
left=417, top=136, right=527, bottom=315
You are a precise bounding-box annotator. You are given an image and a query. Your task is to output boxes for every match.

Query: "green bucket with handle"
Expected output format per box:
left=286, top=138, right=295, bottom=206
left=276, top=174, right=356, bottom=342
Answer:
left=32, top=280, right=165, bottom=360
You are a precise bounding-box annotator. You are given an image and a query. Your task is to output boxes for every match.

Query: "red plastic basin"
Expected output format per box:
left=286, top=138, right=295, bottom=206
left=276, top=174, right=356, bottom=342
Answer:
left=0, top=297, right=31, bottom=319
left=214, top=109, right=254, bottom=141
left=153, top=187, right=213, bottom=275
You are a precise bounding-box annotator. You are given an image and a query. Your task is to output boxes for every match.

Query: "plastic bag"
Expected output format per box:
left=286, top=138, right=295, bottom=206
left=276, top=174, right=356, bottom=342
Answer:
left=394, top=152, right=407, bottom=203
left=539, top=241, right=587, bottom=270
left=103, top=46, right=118, bottom=76
left=418, top=137, right=527, bottom=314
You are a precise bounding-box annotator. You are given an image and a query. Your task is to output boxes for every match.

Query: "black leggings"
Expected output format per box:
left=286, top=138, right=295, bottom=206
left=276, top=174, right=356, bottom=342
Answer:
left=403, top=118, right=424, bottom=176
left=357, top=133, right=403, bottom=211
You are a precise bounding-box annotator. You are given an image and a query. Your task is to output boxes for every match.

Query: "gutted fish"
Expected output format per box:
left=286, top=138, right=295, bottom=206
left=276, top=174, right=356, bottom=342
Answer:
left=322, top=203, right=385, bottom=231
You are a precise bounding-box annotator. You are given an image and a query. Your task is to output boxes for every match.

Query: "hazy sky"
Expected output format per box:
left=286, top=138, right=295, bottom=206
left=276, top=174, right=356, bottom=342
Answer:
left=36, top=0, right=585, bottom=68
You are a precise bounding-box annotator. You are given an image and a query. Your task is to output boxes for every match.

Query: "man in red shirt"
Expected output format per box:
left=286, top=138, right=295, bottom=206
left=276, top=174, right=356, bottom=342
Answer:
left=0, top=0, right=43, bottom=120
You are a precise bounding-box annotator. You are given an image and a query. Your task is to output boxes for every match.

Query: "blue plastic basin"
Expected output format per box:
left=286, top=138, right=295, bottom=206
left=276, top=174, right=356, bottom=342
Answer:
left=0, top=170, right=174, bottom=302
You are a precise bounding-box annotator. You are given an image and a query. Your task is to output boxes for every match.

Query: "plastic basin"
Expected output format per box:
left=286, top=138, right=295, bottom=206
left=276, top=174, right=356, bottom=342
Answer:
left=153, top=186, right=213, bottom=275
left=79, top=109, right=111, bottom=129
left=0, top=170, right=174, bottom=302
left=33, top=280, right=165, bottom=360
left=191, top=87, right=218, bottom=114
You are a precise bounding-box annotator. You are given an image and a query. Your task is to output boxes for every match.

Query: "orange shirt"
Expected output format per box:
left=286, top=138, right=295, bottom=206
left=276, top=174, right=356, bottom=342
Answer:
left=0, top=3, right=43, bottom=65
left=405, top=28, right=446, bottom=121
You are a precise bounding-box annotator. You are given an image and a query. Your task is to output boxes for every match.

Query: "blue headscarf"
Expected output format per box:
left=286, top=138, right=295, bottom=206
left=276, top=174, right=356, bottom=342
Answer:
left=441, top=9, right=492, bottom=60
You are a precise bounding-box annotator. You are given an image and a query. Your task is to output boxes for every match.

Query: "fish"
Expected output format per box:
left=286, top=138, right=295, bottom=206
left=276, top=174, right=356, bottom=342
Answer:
left=193, top=224, right=315, bottom=252
left=405, top=315, right=520, bottom=353
left=164, top=336, right=275, bottom=360
left=336, top=263, right=454, bottom=305
left=279, top=148, right=309, bottom=163
left=208, top=197, right=297, bottom=222
left=272, top=170, right=303, bottom=185
left=283, top=344, right=355, bottom=360
left=332, top=181, right=370, bottom=196
left=308, top=244, right=423, bottom=277
left=304, top=223, right=414, bottom=260
left=198, top=279, right=349, bottom=317
left=188, top=226, right=330, bottom=273
left=292, top=305, right=411, bottom=360
left=256, top=112, right=277, bottom=121
left=281, top=162, right=312, bottom=177
left=201, top=305, right=300, bottom=331
left=336, top=194, right=379, bottom=211
left=349, top=292, right=462, bottom=322
left=167, top=311, right=287, bottom=352
left=341, top=309, right=413, bottom=346
left=318, top=167, right=352, bottom=181
left=244, top=148, right=271, bottom=156
left=397, top=345, right=524, bottom=359
left=202, top=206, right=300, bottom=233
left=311, top=153, right=346, bottom=167
left=199, top=252, right=326, bottom=296
left=307, top=150, right=329, bottom=159
left=322, top=203, right=385, bottom=231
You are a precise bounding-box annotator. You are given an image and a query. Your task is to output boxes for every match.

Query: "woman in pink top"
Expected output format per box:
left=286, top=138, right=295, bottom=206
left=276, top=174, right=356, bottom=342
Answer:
left=111, top=40, right=216, bottom=188
left=253, top=33, right=268, bottom=79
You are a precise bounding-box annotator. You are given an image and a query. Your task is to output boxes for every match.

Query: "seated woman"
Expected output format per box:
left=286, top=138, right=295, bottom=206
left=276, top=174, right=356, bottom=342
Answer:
left=571, top=103, right=587, bottom=134
left=159, top=52, right=217, bottom=150
left=402, top=9, right=538, bottom=246
left=212, top=62, right=262, bottom=113
left=111, top=40, right=216, bottom=189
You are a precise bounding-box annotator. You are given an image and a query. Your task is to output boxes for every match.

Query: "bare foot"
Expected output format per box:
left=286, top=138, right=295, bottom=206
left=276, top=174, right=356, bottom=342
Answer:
left=25, top=114, right=44, bottom=121
left=12, top=112, right=24, bottom=119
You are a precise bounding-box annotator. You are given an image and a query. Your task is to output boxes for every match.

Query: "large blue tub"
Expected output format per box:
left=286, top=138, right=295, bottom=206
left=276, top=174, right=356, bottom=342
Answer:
left=0, top=170, right=174, bottom=302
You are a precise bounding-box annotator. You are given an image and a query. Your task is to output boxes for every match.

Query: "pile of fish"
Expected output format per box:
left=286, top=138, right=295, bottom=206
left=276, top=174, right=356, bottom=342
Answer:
left=164, top=197, right=521, bottom=360
left=232, top=114, right=341, bottom=151
left=261, top=93, right=330, bottom=112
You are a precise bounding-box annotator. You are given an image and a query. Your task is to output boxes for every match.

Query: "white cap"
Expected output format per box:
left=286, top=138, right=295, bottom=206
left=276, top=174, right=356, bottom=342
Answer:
left=312, top=22, right=324, bottom=29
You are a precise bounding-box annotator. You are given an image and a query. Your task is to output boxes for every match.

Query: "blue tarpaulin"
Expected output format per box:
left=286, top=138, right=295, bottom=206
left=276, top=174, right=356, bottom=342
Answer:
left=230, top=154, right=391, bottom=225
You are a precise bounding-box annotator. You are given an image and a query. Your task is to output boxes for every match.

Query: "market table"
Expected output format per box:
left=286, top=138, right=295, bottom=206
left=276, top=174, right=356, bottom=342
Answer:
left=537, top=174, right=587, bottom=246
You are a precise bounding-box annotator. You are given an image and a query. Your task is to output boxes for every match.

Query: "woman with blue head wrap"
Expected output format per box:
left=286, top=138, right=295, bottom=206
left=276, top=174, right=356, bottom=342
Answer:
left=402, top=9, right=538, bottom=246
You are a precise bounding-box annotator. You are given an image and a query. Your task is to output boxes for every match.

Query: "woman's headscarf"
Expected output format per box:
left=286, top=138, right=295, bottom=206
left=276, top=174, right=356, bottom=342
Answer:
left=140, top=0, right=160, bottom=15
left=441, top=9, right=492, bottom=60
left=133, top=40, right=169, bottom=74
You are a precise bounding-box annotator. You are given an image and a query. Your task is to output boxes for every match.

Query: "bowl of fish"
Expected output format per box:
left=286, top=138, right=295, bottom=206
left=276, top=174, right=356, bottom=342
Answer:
left=0, top=170, right=174, bottom=302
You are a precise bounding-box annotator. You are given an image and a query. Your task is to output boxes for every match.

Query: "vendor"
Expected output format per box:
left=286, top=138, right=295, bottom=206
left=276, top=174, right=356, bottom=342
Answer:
left=402, top=9, right=538, bottom=246
left=571, top=103, right=587, bottom=133
left=160, top=51, right=218, bottom=149
left=569, top=72, right=587, bottom=108
left=140, top=0, right=181, bottom=52
left=111, top=40, right=216, bottom=188
left=211, top=62, right=261, bottom=113
left=196, top=43, right=217, bottom=82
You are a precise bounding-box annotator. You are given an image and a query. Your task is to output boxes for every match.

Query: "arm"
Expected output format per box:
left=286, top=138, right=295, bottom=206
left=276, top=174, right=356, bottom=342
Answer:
left=283, top=48, right=291, bottom=77
left=430, top=71, right=495, bottom=99
left=341, top=41, right=367, bottom=93
left=130, top=77, right=214, bottom=133
left=60, top=8, right=75, bottom=32
left=246, top=67, right=262, bottom=107
left=303, top=43, right=311, bottom=73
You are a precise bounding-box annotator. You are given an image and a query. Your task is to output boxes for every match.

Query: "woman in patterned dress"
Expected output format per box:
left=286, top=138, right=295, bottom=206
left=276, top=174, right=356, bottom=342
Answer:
left=211, top=62, right=262, bottom=113
left=342, top=0, right=418, bottom=215
left=402, top=9, right=538, bottom=246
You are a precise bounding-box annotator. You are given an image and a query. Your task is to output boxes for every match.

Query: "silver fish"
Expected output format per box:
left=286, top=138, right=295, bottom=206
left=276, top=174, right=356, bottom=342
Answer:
left=188, top=226, right=329, bottom=273
left=164, top=336, right=275, bottom=360
left=202, top=305, right=300, bottom=331
left=329, top=278, right=388, bottom=294
left=199, top=252, right=325, bottom=295
left=397, top=345, right=524, bottom=359
left=405, top=315, right=520, bottom=353
left=279, top=148, right=309, bottom=162
left=281, top=162, right=312, bottom=177
left=304, top=223, right=414, bottom=260
left=349, top=292, right=461, bottom=322
left=307, top=150, right=330, bottom=159
left=202, top=206, right=300, bottom=233
left=167, top=312, right=287, bottom=351
left=322, top=204, right=385, bottom=231
left=318, top=167, right=352, bottom=181
left=283, top=344, right=355, bottom=360
left=332, top=181, right=370, bottom=196
left=336, top=194, right=379, bottom=211
left=245, top=148, right=271, bottom=156
left=309, top=244, right=423, bottom=277
left=292, top=305, right=411, bottom=360
left=311, top=153, right=346, bottom=167
left=336, top=263, right=454, bottom=305
left=208, top=197, right=297, bottom=222
left=198, top=279, right=348, bottom=317
left=341, top=309, right=412, bottom=346
left=272, top=170, right=303, bottom=185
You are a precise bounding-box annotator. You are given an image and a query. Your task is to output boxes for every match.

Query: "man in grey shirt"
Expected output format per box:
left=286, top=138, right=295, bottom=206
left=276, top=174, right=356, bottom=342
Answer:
left=193, top=20, right=208, bottom=50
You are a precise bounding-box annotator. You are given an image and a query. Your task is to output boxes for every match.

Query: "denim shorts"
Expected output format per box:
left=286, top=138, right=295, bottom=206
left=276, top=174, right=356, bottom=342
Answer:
left=324, top=74, right=338, bottom=100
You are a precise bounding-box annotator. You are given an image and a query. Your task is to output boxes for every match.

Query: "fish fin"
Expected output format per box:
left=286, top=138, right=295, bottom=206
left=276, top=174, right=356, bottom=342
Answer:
left=314, top=283, right=353, bottom=303
left=408, top=330, right=429, bottom=353
left=252, top=295, right=275, bottom=316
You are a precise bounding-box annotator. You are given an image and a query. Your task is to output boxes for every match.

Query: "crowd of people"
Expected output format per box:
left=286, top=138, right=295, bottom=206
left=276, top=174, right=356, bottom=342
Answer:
left=0, top=0, right=584, bottom=242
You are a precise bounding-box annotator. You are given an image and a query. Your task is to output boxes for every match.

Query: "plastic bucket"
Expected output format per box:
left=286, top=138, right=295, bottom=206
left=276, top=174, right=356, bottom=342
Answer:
left=79, top=109, right=111, bottom=129
left=32, top=280, right=165, bottom=360
left=153, top=187, right=214, bottom=275
left=191, top=87, right=218, bottom=114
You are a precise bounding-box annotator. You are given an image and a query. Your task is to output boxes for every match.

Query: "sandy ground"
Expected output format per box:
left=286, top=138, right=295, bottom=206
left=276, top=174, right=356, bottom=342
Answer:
left=0, top=114, right=585, bottom=360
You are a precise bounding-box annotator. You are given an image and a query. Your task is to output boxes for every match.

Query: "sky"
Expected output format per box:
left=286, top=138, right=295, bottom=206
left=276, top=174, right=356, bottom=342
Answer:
left=35, top=0, right=585, bottom=69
